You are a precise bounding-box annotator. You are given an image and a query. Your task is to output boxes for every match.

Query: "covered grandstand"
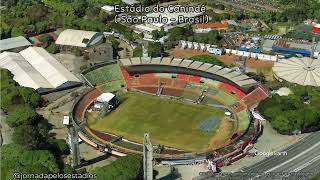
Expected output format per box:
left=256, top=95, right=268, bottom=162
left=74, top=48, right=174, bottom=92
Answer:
left=119, top=57, right=258, bottom=93
left=0, top=47, right=82, bottom=94
left=73, top=60, right=268, bottom=166
left=273, top=57, right=320, bottom=86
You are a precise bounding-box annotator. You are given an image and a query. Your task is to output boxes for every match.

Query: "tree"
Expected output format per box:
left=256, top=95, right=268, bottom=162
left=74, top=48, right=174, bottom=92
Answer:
left=5, top=105, right=39, bottom=127
left=13, top=125, right=48, bottom=150
left=48, top=139, right=70, bottom=155
left=47, top=43, right=60, bottom=54
left=27, top=4, right=48, bottom=23
left=18, top=87, right=41, bottom=107
left=39, top=34, right=54, bottom=48
left=151, top=30, right=159, bottom=40
left=93, top=154, right=143, bottom=180
left=271, top=115, right=291, bottom=134
left=133, top=45, right=143, bottom=57
left=0, top=86, right=24, bottom=112
left=148, top=42, right=163, bottom=57
left=1, top=144, right=59, bottom=180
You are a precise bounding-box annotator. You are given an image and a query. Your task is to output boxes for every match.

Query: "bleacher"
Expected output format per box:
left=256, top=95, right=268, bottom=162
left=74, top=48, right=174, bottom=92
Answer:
left=119, top=57, right=258, bottom=91
left=84, top=64, right=122, bottom=85
left=241, top=86, right=269, bottom=109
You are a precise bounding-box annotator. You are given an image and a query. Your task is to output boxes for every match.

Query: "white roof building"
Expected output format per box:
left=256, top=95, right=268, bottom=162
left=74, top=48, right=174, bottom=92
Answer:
left=20, top=47, right=81, bottom=88
left=273, top=57, right=320, bottom=86
left=63, top=116, right=70, bottom=125
left=0, top=52, right=51, bottom=89
left=0, top=47, right=82, bottom=94
left=0, top=36, right=31, bottom=52
left=56, top=29, right=104, bottom=48
left=101, top=5, right=114, bottom=12
left=122, top=0, right=139, bottom=5
left=96, top=93, right=115, bottom=103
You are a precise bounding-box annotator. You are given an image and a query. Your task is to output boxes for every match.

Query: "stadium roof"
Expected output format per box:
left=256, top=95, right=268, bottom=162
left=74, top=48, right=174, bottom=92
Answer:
left=273, top=57, right=320, bottom=86
left=119, top=57, right=258, bottom=88
left=0, top=47, right=81, bottom=92
left=0, top=36, right=31, bottom=52
left=55, top=29, right=104, bottom=47
left=19, top=47, right=81, bottom=88
left=0, top=52, right=52, bottom=89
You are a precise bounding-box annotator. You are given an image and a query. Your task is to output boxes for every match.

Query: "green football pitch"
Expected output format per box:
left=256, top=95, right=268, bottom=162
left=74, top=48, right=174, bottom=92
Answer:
left=87, top=92, right=227, bottom=152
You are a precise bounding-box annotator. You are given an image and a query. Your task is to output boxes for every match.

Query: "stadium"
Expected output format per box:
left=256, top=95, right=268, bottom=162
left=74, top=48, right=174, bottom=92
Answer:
left=71, top=57, right=268, bottom=166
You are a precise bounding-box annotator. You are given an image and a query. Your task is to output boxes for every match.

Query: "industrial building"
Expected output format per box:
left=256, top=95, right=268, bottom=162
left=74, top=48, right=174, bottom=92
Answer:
left=193, top=22, right=229, bottom=33
left=56, top=29, right=104, bottom=50
left=0, top=47, right=82, bottom=94
left=273, top=57, right=320, bottom=86
left=0, top=36, right=31, bottom=52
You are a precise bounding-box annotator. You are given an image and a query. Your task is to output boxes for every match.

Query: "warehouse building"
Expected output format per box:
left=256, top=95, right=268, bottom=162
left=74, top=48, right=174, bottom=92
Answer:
left=0, top=47, right=82, bottom=94
left=56, top=29, right=104, bottom=51
left=0, top=36, right=31, bottom=53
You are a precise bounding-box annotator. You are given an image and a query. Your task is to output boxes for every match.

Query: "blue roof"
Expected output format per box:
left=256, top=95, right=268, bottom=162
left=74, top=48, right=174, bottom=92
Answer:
left=272, top=45, right=311, bottom=56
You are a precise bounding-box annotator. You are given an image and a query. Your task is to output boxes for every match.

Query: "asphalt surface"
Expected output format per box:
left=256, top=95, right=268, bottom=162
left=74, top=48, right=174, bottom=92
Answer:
left=241, top=131, right=320, bottom=180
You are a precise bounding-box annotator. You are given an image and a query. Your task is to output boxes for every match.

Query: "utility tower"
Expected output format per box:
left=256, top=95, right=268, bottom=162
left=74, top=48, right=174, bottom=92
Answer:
left=143, top=133, right=153, bottom=180
left=68, top=121, right=81, bottom=168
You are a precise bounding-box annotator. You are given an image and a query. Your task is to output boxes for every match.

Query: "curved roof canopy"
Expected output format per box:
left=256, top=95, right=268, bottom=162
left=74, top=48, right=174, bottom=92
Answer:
left=0, top=47, right=81, bottom=91
left=56, top=29, right=104, bottom=48
left=273, top=57, right=320, bottom=86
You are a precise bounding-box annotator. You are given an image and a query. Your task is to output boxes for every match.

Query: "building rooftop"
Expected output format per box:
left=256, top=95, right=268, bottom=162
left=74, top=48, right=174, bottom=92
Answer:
left=0, top=47, right=81, bottom=92
left=194, top=22, right=229, bottom=29
left=0, top=36, right=31, bottom=52
left=273, top=57, right=320, bottom=86
left=56, top=29, right=103, bottom=48
left=122, top=0, right=139, bottom=5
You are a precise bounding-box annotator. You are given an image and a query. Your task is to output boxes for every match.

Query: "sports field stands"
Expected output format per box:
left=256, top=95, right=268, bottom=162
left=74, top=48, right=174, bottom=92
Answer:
left=97, top=80, right=124, bottom=92
left=240, top=86, right=269, bottom=109
left=218, top=82, right=246, bottom=99
left=119, top=57, right=258, bottom=93
left=84, top=63, right=122, bottom=86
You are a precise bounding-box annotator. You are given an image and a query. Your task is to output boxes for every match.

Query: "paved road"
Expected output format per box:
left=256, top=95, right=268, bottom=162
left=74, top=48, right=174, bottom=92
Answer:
left=242, top=131, right=320, bottom=179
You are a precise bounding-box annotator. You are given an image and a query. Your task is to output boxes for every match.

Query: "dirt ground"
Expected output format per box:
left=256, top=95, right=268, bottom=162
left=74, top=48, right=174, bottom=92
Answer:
left=171, top=48, right=238, bottom=65
left=246, top=58, right=275, bottom=69
left=208, top=118, right=235, bottom=150
left=170, top=47, right=274, bottom=69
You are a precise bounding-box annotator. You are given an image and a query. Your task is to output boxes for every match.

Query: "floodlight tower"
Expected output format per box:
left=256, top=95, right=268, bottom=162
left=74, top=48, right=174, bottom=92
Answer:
left=68, top=120, right=81, bottom=168
left=143, top=133, right=153, bottom=180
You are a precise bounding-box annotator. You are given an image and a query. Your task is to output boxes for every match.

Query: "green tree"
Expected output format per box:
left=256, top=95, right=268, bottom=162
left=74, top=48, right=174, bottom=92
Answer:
left=18, top=87, right=41, bottom=107
left=93, top=154, right=143, bottom=180
left=39, top=34, right=54, bottom=48
left=12, top=125, right=48, bottom=150
left=148, top=42, right=163, bottom=57
left=133, top=45, right=143, bottom=57
left=47, top=43, right=60, bottom=54
left=48, top=139, right=70, bottom=155
left=0, top=86, right=24, bottom=112
left=151, top=30, right=159, bottom=40
left=5, top=105, right=39, bottom=127
left=1, top=144, right=59, bottom=180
